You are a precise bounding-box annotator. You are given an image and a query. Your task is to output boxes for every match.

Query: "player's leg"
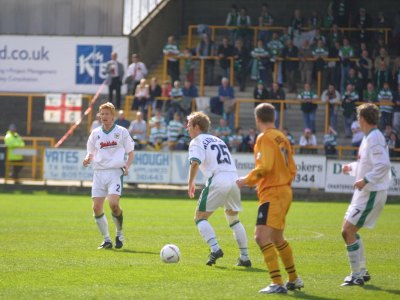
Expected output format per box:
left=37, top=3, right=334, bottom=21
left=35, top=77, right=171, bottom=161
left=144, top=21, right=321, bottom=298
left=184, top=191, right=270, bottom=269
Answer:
left=195, top=179, right=224, bottom=265
left=225, top=209, right=251, bottom=266
left=107, top=170, right=125, bottom=249
left=93, top=197, right=112, bottom=249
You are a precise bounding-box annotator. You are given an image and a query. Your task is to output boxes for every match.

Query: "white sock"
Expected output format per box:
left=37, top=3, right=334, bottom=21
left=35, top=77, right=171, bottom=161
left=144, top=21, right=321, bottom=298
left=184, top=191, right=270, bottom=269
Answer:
left=95, top=213, right=111, bottom=242
left=112, top=212, right=124, bottom=237
left=230, top=221, right=249, bottom=260
left=356, top=234, right=366, bottom=271
left=346, top=240, right=361, bottom=277
left=196, top=219, right=220, bottom=252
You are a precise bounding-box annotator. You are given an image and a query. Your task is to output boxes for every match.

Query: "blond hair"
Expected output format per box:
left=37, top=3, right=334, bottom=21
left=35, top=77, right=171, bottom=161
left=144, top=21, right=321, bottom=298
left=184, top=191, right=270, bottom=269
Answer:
left=187, top=111, right=211, bottom=133
left=99, top=102, right=115, bottom=116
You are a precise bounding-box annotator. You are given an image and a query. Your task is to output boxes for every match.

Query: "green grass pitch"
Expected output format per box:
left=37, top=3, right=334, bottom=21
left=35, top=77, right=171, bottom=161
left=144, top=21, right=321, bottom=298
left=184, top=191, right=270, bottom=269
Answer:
left=0, top=192, right=399, bottom=299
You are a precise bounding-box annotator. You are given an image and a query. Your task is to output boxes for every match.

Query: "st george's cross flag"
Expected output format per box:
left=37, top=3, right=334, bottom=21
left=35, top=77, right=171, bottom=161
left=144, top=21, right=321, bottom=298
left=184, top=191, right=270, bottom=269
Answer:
left=44, top=94, right=82, bottom=123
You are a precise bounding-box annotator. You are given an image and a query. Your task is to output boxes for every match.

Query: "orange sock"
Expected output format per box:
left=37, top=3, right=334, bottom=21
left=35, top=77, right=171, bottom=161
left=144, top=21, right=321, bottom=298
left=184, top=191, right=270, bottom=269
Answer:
left=276, top=240, right=298, bottom=282
left=260, top=243, right=283, bottom=286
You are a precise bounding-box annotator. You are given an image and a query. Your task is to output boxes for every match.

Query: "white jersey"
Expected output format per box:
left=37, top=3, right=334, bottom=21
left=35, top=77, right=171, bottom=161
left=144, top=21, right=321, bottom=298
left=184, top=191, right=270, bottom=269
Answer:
left=87, top=124, right=135, bottom=170
left=348, top=128, right=391, bottom=192
left=188, top=133, right=237, bottom=179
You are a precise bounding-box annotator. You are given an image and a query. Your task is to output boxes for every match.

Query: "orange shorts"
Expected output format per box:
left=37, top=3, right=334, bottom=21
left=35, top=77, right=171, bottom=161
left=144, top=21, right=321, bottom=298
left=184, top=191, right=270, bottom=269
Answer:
left=256, top=185, right=292, bottom=230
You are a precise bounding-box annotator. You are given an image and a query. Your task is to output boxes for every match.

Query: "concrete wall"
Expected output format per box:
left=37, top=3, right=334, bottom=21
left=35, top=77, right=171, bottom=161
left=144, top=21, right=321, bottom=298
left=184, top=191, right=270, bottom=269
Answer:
left=128, top=0, right=183, bottom=68
left=0, top=0, right=124, bottom=36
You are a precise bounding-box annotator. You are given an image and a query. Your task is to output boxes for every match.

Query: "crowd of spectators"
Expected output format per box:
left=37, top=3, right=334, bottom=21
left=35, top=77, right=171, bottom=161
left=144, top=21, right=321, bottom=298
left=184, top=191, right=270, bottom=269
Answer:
left=103, top=1, right=400, bottom=158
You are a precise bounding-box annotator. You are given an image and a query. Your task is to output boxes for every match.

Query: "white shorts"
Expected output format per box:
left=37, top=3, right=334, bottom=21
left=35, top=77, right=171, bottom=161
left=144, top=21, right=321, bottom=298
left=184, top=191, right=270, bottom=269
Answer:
left=344, top=189, right=387, bottom=229
left=92, top=169, right=125, bottom=198
left=197, top=172, right=242, bottom=212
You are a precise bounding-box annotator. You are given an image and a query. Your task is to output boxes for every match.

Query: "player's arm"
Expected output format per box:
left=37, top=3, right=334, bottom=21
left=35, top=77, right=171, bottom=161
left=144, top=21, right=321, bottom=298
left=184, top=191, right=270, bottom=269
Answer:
left=188, top=158, right=200, bottom=198
left=243, top=137, right=273, bottom=187
left=363, top=144, right=391, bottom=185
left=123, top=151, right=134, bottom=176
left=83, top=133, right=95, bottom=167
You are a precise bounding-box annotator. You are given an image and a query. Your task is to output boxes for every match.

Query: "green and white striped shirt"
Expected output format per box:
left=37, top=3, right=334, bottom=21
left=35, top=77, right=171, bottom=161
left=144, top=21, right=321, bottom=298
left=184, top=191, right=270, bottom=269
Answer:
left=378, top=89, right=393, bottom=113
left=163, top=44, right=180, bottom=61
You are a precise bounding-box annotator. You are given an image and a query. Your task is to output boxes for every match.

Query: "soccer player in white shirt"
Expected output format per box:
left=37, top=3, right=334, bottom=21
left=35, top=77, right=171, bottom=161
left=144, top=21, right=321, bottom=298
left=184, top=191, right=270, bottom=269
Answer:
left=187, top=112, right=251, bottom=267
left=83, top=102, right=135, bottom=250
left=341, top=103, right=391, bottom=286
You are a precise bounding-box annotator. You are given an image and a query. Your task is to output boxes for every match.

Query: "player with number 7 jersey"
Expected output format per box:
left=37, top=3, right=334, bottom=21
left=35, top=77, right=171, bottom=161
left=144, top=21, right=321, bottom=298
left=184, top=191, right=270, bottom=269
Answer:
left=187, top=112, right=251, bottom=267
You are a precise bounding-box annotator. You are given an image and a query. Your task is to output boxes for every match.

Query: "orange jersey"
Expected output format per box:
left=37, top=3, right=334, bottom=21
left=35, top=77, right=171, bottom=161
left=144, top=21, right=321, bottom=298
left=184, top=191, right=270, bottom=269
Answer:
left=244, top=128, right=296, bottom=201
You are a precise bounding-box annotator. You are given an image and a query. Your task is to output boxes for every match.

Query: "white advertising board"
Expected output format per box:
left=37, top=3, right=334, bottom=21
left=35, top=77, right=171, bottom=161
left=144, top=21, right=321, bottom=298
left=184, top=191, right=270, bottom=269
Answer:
left=325, top=160, right=400, bottom=195
left=170, top=152, right=204, bottom=185
left=0, top=35, right=128, bottom=93
left=292, top=155, right=326, bottom=189
left=125, top=152, right=170, bottom=184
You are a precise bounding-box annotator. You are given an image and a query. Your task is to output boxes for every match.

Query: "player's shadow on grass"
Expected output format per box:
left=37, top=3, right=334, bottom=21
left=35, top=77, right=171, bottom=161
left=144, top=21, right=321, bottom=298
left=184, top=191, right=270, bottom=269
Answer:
left=114, top=249, right=159, bottom=255
left=290, top=291, right=340, bottom=300
left=214, top=266, right=265, bottom=272
left=363, top=284, right=400, bottom=296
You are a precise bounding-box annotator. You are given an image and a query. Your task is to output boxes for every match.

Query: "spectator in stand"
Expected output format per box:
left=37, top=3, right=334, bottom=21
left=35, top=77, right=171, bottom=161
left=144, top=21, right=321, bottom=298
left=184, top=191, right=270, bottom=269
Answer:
left=328, top=24, right=342, bottom=51
left=217, top=37, right=235, bottom=80
left=196, top=33, right=216, bottom=85
left=132, top=78, right=150, bottom=116
left=105, top=52, right=124, bottom=109
left=299, top=128, right=317, bottom=154
left=267, top=33, right=284, bottom=85
left=388, top=130, right=400, bottom=158
left=339, top=37, right=354, bottom=93
left=374, top=61, right=392, bottom=91
left=393, top=84, right=400, bottom=133
left=324, top=126, right=338, bottom=156
left=114, top=110, right=130, bottom=129
left=233, top=39, right=250, bottom=92
left=311, top=27, right=326, bottom=46
left=298, top=83, right=318, bottom=134
left=345, top=67, right=362, bottom=96
left=282, top=39, right=299, bottom=93
left=219, top=77, right=236, bottom=131
left=321, top=83, right=341, bottom=131
left=214, top=118, right=232, bottom=145
left=163, top=36, right=180, bottom=83
left=258, top=3, right=274, bottom=44
left=357, top=50, right=373, bottom=90
left=342, top=84, right=359, bottom=138
left=160, top=80, right=172, bottom=111
left=90, top=113, right=101, bottom=132
left=362, top=82, right=378, bottom=103
left=299, top=40, right=313, bottom=85
left=229, top=127, right=244, bottom=153
left=393, top=57, right=400, bottom=88
left=125, top=53, right=148, bottom=95
left=309, top=10, right=321, bottom=30
left=149, top=109, right=166, bottom=129
left=351, top=120, right=364, bottom=154
left=225, top=4, right=238, bottom=43
left=332, top=0, right=350, bottom=27
left=176, top=119, right=191, bottom=151
left=149, top=77, right=162, bottom=111
left=253, top=80, right=269, bottom=108
left=242, top=127, right=257, bottom=152
left=4, top=124, right=25, bottom=184
left=149, top=118, right=168, bottom=151
left=289, top=9, right=304, bottom=39
left=279, top=27, right=291, bottom=47
left=283, top=127, right=296, bottom=146
left=377, top=82, right=394, bottom=130
left=374, top=48, right=391, bottom=75
left=322, top=7, right=335, bottom=29
left=384, top=124, right=394, bottom=144
left=312, top=39, right=329, bottom=88
left=269, top=82, right=286, bottom=129
left=236, top=7, right=252, bottom=49
left=129, top=111, right=147, bottom=150
left=182, top=48, right=195, bottom=84
left=181, top=80, right=199, bottom=116
left=327, top=41, right=341, bottom=89
left=167, top=80, right=184, bottom=122
left=167, top=112, right=184, bottom=150
left=250, top=39, right=271, bottom=85
left=353, top=8, right=373, bottom=44
left=376, top=11, right=389, bottom=42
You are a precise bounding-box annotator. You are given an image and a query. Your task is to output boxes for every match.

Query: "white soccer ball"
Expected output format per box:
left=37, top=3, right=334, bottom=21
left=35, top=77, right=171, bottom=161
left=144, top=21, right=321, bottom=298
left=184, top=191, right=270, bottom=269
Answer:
left=160, top=244, right=180, bottom=263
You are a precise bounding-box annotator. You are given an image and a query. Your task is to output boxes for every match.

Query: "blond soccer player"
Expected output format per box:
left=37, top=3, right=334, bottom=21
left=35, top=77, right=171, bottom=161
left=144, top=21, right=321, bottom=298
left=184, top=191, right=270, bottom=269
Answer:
left=83, top=102, right=135, bottom=249
left=237, top=103, right=303, bottom=294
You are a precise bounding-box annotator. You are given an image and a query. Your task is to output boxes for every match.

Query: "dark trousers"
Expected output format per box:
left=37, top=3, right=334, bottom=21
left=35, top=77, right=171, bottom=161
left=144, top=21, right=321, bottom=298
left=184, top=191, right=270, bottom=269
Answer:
left=11, top=159, right=23, bottom=181
left=109, top=77, right=122, bottom=109
left=167, top=60, right=180, bottom=83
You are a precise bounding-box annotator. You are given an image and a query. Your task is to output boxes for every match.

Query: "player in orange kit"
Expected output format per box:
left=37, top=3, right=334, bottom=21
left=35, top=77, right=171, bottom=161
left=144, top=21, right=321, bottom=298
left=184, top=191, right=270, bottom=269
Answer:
left=236, top=103, right=303, bottom=294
